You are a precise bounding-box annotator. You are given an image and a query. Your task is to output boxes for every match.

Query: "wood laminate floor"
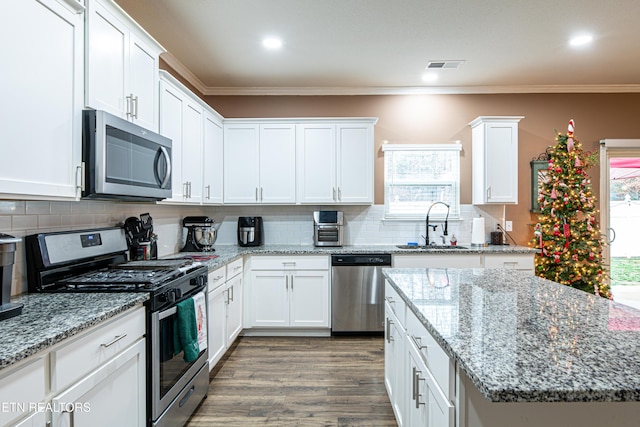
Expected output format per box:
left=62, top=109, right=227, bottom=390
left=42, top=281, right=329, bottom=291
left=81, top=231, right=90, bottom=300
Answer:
left=186, top=336, right=398, bottom=427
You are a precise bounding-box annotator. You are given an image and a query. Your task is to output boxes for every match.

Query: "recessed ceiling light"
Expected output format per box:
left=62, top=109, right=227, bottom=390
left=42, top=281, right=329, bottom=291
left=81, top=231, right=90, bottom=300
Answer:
left=422, top=72, right=438, bottom=82
left=262, top=37, right=283, bottom=50
left=569, top=34, right=593, bottom=47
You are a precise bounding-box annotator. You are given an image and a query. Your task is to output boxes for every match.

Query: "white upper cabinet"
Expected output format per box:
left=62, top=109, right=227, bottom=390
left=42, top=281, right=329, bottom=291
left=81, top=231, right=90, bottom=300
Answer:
left=297, top=120, right=375, bottom=204
left=470, top=116, right=523, bottom=204
left=159, top=73, right=205, bottom=204
left=223, top=122, right=296, bottom=204
left=296, top=124, right=337, bottom=203
left=259, top=124, right=297, bottom=203
left=336, top=123, right=374, bottom=203
left=85, top=0, right=164, bottom=132
left=203, top=112, right=224, bottom=204
left=0, top=0, right=84, bottom=200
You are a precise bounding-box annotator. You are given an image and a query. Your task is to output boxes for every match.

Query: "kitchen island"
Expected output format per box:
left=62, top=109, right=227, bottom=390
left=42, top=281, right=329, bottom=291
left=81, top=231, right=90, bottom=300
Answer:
left=383, top=267, right=640, bottom=427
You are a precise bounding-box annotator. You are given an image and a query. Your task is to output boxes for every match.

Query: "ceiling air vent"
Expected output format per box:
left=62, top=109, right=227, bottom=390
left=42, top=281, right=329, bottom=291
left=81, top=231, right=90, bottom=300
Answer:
left=426, top=60, right=465, bottom=69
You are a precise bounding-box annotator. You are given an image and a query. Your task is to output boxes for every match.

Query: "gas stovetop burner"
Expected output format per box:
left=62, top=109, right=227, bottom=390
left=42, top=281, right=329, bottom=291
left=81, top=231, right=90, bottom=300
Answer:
left=59, top=259, right=199, bottom=291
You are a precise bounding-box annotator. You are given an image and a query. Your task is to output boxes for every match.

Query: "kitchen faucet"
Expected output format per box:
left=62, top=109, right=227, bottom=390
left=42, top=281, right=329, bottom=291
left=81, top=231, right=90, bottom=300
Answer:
left=425, top=202, right=450, bottom=245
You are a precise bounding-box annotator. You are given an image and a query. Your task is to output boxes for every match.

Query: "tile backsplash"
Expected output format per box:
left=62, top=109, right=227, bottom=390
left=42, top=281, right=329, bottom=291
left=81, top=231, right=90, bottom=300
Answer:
left=1, top=200, right=501, bottom=296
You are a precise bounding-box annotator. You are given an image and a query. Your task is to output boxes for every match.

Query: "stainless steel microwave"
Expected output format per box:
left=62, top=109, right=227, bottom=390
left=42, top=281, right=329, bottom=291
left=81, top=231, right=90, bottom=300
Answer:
left=82, top=110, right=172, bottom=201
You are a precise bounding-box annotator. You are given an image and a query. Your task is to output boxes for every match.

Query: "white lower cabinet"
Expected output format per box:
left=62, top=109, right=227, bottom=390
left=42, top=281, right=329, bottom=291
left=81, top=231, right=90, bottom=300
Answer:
left=0, top=357, right=46, bottom=427
left=407, top=338, right=454, bottom=427
left=483, top=254, right=534, bottom=273
left=394, top=253, right=534, bottom=273
left=248, top=256, right=330, bottom=330
left=50, top=339, right=146, bottom=427
left=11, top=410, right=46, bottom=427
left=385, top=281, right=455, bottom=427
left=207, top=258, right=244, bottom=370
left=0, top=306, right=145, bottom=427
left=394, top=254, right=483, bottom=269
left=385, top=299, right=406, bottom=427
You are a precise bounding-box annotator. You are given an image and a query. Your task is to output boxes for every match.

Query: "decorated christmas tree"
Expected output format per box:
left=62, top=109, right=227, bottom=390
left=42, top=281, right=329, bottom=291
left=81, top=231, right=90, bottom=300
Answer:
left=532, top=120, right=611, bottom=298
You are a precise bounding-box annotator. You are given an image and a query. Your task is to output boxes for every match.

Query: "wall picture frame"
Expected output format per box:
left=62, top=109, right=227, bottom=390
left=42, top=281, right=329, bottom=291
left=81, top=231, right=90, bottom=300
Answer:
left=530, top=160, right=548, bottom=213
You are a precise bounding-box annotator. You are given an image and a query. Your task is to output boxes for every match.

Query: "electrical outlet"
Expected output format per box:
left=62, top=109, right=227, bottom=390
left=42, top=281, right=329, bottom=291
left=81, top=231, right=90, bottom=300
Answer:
left=505, top=221, right=513, bottom=232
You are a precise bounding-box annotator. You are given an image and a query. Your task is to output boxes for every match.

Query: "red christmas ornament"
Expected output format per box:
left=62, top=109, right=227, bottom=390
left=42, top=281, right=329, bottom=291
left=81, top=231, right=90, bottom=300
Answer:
left=568, top=119, right=575, bottom=137
left=589, top=252, right=595, bottom=261
left=555, top=167, right=562, bottom=173
left=572, top=254, right=579, bottom=261
left=554, top=252, right=561, bottom=263
left=563, top=196, right=569, bottom=205
left=553, top=224, right=560, bottom=236
left=548, top=159, right=554, bottom=170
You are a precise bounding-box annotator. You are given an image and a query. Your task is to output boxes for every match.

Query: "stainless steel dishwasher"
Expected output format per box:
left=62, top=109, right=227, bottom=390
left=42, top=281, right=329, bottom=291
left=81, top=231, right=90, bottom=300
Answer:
left=331, top=253, right=392, bottom=334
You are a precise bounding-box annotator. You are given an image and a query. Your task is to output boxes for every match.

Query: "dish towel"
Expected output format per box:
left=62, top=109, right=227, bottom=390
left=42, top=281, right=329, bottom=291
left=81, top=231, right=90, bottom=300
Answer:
left=193, top=291, right=208, bottom=353
left=174, top=293, right=207, bottom=363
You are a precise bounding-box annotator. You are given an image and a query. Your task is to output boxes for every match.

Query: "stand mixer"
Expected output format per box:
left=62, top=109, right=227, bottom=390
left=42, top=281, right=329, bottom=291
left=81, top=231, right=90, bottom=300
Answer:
left=181, top=216, right=217, bottom=252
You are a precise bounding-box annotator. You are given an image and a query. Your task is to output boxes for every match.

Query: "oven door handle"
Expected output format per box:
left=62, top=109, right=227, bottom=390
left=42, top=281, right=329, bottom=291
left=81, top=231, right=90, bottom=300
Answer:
left=158, top=306, right=177, bottom=320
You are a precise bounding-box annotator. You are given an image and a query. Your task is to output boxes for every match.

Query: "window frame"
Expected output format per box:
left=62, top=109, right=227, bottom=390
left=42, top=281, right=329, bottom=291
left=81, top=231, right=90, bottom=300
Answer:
left=382, top=143, right=462, bottom=221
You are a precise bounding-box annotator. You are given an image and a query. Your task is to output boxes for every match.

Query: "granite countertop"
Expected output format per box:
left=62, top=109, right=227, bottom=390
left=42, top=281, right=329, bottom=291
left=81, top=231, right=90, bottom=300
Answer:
left=0, top=292, right=148, bottom=371
left=1, top=244, right=534, bottom=373
left=178, top=243, right=537, bottom=270
left=382, top=267, right=640, bottom=403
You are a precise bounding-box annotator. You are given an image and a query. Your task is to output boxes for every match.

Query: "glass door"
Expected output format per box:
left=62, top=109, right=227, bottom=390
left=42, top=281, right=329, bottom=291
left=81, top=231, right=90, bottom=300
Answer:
left=600, top=140, right=640, bottom=310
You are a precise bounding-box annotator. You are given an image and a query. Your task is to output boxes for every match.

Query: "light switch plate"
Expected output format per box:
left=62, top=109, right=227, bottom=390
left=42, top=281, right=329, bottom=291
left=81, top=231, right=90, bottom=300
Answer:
left=505, top=221, right=513, bottom=231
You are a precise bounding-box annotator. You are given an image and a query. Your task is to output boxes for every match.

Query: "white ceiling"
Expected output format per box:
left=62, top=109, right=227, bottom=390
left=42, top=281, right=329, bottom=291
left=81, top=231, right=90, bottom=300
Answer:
left=114, top=0, right=640, bottom=95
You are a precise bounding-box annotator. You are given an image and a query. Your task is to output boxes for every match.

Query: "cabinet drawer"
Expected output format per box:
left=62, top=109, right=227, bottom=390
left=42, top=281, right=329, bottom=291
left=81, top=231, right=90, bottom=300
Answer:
left=407, top=310, right=454, bottom=400
left=226, top=258, right=244, bottom=278
left=251, top=255, right=329, bottom=270
left=0, top=357, right=45, bottom=427
left=483, top=254, right=534, bottom=270
left=394, top=254, right=483, bottom=268
left=384, top=281, right=406, bottom=326
left=51, top=307, right=145, bottom=391
left=208, top=265, right=227, bottom=291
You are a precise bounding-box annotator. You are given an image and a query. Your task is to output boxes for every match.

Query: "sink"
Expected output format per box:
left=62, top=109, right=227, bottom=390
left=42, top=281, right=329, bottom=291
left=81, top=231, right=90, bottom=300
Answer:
left=396, top=245, right=468, bottom=250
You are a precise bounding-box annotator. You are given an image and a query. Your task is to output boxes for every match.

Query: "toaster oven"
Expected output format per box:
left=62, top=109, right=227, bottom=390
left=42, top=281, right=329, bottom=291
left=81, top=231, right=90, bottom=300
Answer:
left=313, top=211, right=343, bottom=247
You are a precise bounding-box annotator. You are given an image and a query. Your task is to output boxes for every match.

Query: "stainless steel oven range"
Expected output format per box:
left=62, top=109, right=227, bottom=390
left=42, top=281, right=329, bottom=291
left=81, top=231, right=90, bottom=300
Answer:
left=26, top=227, right=209, bottom=427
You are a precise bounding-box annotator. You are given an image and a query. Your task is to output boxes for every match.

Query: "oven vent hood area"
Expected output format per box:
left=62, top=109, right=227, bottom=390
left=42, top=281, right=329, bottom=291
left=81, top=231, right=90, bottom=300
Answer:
left=81, top=110, right=173, bottom=202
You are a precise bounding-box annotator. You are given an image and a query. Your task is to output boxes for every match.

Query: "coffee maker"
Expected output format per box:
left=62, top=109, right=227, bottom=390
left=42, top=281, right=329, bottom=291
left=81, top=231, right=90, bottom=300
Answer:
left=182, top=216, right=217, bottom=252
left=0, top=233, right=23, bottom=321
left=237, top=217, right=263, bottom=247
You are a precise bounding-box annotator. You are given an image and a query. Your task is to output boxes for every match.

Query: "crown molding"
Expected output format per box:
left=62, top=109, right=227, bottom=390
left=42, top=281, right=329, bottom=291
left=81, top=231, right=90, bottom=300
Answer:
left=160, top=52, right=208, bottom=95
left=160, top=57, right=640, bottom=96
left=202, top=84, right=640, bottom=96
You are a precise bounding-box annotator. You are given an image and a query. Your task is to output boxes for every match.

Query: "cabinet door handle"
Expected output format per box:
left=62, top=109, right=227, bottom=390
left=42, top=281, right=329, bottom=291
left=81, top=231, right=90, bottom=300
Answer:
left=229, top=285, right=234, bottom=302
left=285, top=275, right=289, bottom=290
left=205, top=185, right=211, bottom=200
left=386, top=318, right=394, bottom=343
left=101, top=334, right=127, bottom=348
left=414, top=368, right=425, bottom=409
left=333, top=187, right=337, bottom=201
left=255, top=187, right=259, bottom=201
left=63, top=405, right=75, bottom=427
left=385, top=296, right=395, bottom=305
left=132, top=95, right=139, bottom=119
left=290, top=275, right=293, bottom=290
left=225, top=288, right=230, bottom=304
left=487, top=186, right=491, bottom=200
left=126, top=94, right=133, bottom=118
left=260, top=187, right=263, bottom=201
left=77, top=163, right=86, bottom=192
left=338, top=187, right=341, bottom=201
left=213, top=275, right=224, bottom=281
